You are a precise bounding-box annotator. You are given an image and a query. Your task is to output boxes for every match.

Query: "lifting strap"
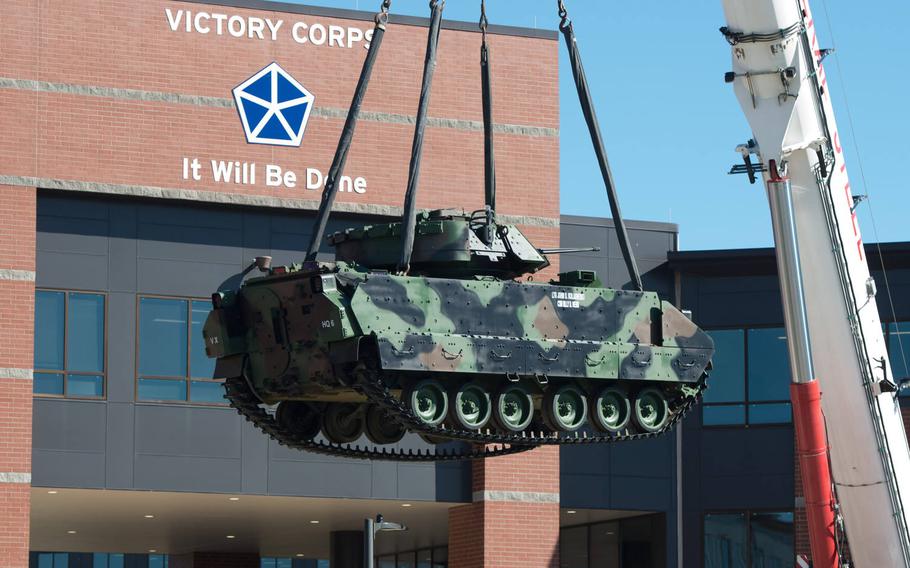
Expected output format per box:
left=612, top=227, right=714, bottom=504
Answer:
left=397, top=0, right=445, bottom=273
left=558, top=0, right=643, bottom=291
left=305, top=0, right=392, bottom=261
left=479, top=0, right=497, bottom=244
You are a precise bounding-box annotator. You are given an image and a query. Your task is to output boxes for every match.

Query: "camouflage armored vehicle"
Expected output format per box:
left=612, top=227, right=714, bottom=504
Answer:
left=201, top=1, right=714, bottom=460
left=202, top=210, right=713, bottom=460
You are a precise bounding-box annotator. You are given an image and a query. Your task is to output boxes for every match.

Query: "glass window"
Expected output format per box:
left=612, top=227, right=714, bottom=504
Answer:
left=703, top=404, right=746, bottom=426
left=378, top=556, right=396, bottom=568
left=68, top=293, right=105, bottom=372
left=191, top=300, right=216, bottom=379
left=93, top=552, right=126, bottom=568
left=417, top=549, right=432, bottom=568
left=34, top=372, right=65, bottom=396
left=703, top=328, right=792, bottom=426
left=35, top=291, right=65, bottom=370
left=704, top=513, right=747, bottom=568
left=560, top=526, right=588, bottom=568
left=589, top=521, right=620, bottom=567
left=138, top=297, right=225, bottom=404
left=398, top=552, right=416, bottom=568
left=747, top=328, right=790, bottom=402
left=748, top=403, right=791, bottom=425
left=432, top=547, right=448, bottom=567
left=704, top=330, right=745, bottom=404
left=750, top=512, right=793, bottom=568
left=139, top=298, right=188, bottom=377
left=704, top=511, right=792, bottom=567
left=34, top=290, right=106, bottom=398
left=888, top=323, right=910, bottom=394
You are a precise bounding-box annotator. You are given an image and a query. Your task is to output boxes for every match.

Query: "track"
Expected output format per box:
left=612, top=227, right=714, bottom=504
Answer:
left=225, top=364, right=709, bottom=461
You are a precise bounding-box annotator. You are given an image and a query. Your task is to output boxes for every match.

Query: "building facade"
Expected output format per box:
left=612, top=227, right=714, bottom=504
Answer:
left=4, top=1, right=910, bottom=568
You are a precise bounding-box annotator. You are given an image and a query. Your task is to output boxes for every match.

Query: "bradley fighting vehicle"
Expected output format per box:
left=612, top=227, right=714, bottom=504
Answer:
left=202, top=0, right=714, bottom=461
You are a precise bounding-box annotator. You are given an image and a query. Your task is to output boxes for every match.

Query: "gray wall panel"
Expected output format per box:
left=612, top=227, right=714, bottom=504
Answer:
left=36, top=252, right=109, bottom=291
left=32, top=399, right=107, bottom=488
left=108, top=203, right=138, bottom=293
left=134, top=405, right=242, bottom=458
left=394, top=464, right=437, bottom=501
left=611, top=475, right=672, bottom=511
left=33, top=192, right=472, bottom=502
left=106, top=292, right=137, bottom=403
left=137, top=257, right=240, bottom=297
left=105, top=402, right=135, bottom=489
left=240, top=420, right=269, bottom=495
left=32, top=399, right=107, bottom=452
left=33, top=449, right=106, bottom=489
left=133, top=455, right=242, bottom=493
left=268, top=459, right=374, bottom=498
left=558, top=215, right=679, bottom=514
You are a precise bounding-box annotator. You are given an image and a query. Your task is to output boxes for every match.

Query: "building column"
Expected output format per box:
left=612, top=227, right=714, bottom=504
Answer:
left=448, top=446, right=560, bottom=568
left=330, top=530, right=364, bottom=568
left=0, top=185, right=36, bottom=568
left=169, top=552, right=260, bottom=568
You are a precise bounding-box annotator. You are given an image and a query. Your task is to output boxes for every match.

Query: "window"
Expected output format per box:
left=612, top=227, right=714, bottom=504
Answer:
left=558, top=515, right=661, bottom=568
left=260, top=559, right=328, bottom=568
left=886, top=322, right=910, bottom=395
left=34, top=553, right=68, bottom=568
left=704, top=511, right=793, bottom=568
left=376, top=548, right=446, bottom=568
left=93, top=553, right=124, bottom=568
left=137, top=297, right=223, bottom=403
left=702, top=328, right=792, bottom=426
left=31, top=552, right=165, bottom=568
left=34, top=290, right=106, bottom=398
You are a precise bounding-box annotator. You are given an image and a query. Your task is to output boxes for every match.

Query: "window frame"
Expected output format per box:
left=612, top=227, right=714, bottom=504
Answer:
left=883, top=319, right=910, bottom=395
left=701, top=325, right=792, bottom=428
left=374, top=546, right=447, bottom=568
left=34, top=288, right=108, bottom=400
left=701, top=508, right=795, bottom=568
left=134, top=294, right=226, bottom=406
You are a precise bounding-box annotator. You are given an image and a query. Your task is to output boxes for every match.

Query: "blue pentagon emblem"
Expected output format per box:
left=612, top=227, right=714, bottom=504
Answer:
left=233, top=62, right=315, bottom=147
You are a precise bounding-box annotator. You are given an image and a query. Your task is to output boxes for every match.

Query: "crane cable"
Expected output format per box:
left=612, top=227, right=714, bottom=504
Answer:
left=556, top=0, right=643, bottom=291
left=398, top=0, right=445, bottom=274
left=817, top=0, right=909, bottom=382
left=479, top=0, right=497, bottom=244
left=305, top=0, right=392, bottom=261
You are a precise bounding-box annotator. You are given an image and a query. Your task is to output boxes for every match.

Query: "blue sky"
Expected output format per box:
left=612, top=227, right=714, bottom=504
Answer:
left=284, top=0, right=909, bottom=250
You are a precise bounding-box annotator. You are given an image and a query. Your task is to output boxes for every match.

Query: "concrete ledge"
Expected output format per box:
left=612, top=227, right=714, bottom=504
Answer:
left=472, top=490, right=560, bottom=504
left=0, top=269, right=36, bottom=282
left=0, top=78, right=558, bottom=138
left=0, top=472, right=32, bottom=484
left=0, top=176, right=560, bottom=228
left=0, top=368, right=34, bottom=381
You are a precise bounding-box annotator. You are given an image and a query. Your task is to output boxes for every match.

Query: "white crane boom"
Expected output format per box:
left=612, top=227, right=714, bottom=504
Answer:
left=720, top=0, right=910, bottom=566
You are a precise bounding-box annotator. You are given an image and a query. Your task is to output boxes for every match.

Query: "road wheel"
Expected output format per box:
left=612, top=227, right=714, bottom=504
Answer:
left=364, top=405, right=406, bottom=445
left=276, top=401, right=321, bottom=440
left=493, top=384, right=534, bottom=433
left=450, top=383, right=492, bottom=430
left=633, top=388, right=670, bottom=433
left=321, top=403, right=365, bottom=444
left=590, top=387, right=631, bottom=434
left=543, top=383, right=588, bottom=432
left=406, top=379, right=448, bottom=427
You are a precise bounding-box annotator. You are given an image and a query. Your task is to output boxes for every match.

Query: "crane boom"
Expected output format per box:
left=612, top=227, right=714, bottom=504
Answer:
left=720, top=0, right=910, bottom=565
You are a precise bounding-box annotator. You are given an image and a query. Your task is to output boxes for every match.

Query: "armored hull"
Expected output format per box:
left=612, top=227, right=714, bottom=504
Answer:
left=203, top=211, right=714, bottom=461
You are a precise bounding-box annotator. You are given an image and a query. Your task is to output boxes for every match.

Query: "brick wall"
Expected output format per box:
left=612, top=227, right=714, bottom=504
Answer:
left=449, top=446, right=560, bottom=568
left=0, top=185, right=36, bottom=568
left=0, top=0, right=560, bottom=562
